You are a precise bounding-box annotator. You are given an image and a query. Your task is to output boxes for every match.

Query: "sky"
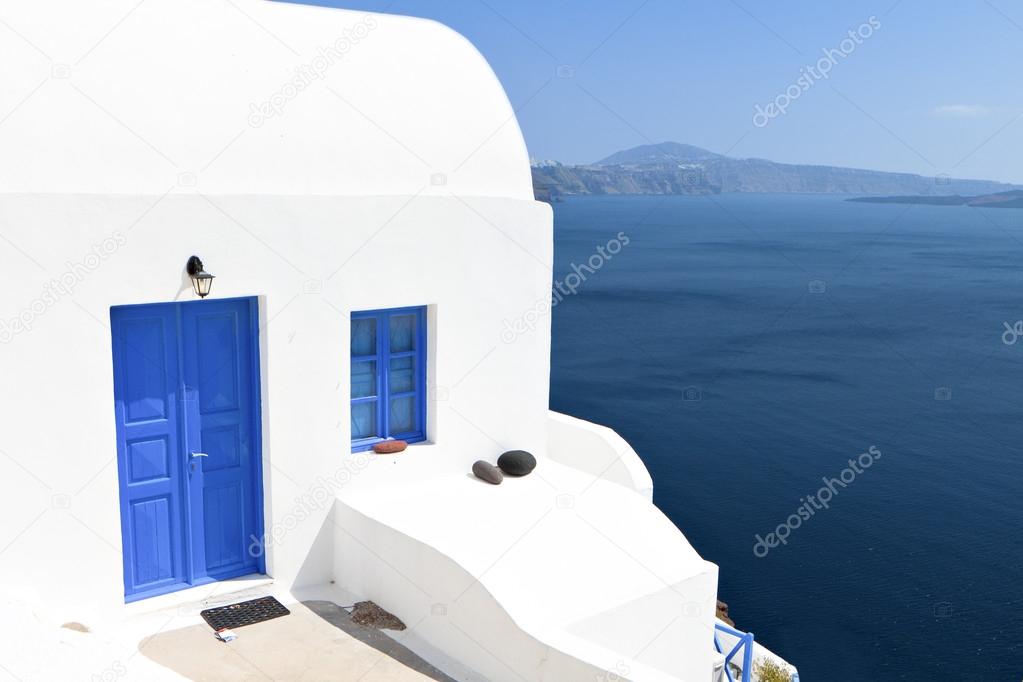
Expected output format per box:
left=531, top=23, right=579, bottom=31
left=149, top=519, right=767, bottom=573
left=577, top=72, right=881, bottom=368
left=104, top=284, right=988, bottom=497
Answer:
left=281, top=1, right=1023, bottom=184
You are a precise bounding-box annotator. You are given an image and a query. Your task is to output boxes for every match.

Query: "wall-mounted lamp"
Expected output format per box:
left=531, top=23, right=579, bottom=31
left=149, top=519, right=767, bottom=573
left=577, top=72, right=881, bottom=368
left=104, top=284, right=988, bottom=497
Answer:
left=186, top=255, right=215, bottom=298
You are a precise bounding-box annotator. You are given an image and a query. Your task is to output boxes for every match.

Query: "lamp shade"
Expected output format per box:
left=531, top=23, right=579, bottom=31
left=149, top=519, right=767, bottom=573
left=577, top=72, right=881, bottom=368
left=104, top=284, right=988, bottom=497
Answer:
left=192, top=271, right=215, bottom=298
left=186, top=255, right=215, bottom=299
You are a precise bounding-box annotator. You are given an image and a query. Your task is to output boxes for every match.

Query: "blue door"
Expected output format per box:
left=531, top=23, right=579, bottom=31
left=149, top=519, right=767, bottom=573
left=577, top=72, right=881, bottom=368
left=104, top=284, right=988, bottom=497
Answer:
left=111, top=298, right=264, bottom=601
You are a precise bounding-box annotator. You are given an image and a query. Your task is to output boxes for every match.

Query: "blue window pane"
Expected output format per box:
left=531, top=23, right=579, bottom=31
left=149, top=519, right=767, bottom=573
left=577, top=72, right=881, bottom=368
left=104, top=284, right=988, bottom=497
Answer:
left=389, top=356, right=415, bottom=393
left=389, top=314, right=416, bottom=353
left=351, top=401, right=377, bottom=439
left=390, top=396, right=415, bottom=433
left=351, top=318, right=376, bottom=356
left=351, top=307, right=426, bottom=449
left=351, top=361, right=376, bottom=398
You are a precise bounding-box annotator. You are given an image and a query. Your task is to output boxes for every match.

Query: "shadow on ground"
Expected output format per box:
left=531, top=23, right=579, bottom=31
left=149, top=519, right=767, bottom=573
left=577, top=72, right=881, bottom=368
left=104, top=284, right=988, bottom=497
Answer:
left=139, top=600, right=454, bottom=681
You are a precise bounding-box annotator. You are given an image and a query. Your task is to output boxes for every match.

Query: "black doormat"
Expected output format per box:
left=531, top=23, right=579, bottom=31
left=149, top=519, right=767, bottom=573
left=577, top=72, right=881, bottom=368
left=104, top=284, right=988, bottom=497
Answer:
left=200, top=596, right=290, bottom=631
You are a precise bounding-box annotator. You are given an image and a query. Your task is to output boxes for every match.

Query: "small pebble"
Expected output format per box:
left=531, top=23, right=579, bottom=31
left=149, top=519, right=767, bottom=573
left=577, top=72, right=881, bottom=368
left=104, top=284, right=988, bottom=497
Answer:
left=472, top=460, right=504, bottom=485
left=373, top=440, right=407, bottom=454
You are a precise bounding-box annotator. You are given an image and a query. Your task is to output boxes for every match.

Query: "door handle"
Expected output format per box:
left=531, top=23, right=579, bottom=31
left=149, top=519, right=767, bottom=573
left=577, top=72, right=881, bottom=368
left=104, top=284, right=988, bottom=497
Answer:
left=191, top=452, right=209, bottom=458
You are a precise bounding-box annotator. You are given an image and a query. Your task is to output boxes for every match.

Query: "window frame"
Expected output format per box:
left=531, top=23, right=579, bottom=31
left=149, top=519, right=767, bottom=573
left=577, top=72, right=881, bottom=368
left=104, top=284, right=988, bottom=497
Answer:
left=350, top=306, right=427, bottom=452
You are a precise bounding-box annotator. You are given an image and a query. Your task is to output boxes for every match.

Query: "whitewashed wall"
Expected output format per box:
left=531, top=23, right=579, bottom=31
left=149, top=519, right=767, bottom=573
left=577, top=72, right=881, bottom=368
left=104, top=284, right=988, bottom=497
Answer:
left=0, top=0, right=548, bottom=621
left=0, top=0, right=533, bottom=199
left=0, top=192, right=552, bottom=621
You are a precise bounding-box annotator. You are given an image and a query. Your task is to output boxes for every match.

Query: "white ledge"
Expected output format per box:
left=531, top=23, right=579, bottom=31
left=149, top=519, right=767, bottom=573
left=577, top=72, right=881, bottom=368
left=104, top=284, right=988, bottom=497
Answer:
left=547, top=410, right=654, bottom=500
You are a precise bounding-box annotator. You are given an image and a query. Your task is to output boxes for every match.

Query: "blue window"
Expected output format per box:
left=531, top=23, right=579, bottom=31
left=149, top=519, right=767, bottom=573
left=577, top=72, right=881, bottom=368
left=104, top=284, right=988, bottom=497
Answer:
left=350, top=306, right=427, bottom=451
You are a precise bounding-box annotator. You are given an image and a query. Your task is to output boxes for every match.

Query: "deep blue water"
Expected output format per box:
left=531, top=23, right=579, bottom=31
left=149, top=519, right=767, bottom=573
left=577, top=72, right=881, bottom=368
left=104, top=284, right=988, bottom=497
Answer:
left=549, top=194, right=1023, bottom=682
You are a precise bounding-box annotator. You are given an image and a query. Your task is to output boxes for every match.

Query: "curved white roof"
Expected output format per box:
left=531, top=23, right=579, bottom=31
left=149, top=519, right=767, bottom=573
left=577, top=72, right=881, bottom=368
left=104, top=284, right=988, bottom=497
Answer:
left=0, top=0, right=533, bottom=199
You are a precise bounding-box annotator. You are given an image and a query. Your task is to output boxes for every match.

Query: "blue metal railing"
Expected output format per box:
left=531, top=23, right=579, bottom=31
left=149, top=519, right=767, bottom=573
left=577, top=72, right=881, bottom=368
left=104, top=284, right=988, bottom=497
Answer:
left=713, top=622, right=754, bottom=682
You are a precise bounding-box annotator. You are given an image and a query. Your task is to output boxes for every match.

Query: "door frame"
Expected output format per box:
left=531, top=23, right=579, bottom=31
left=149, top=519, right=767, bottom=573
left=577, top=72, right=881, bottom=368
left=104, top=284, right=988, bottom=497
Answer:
left=111, top=296, right=266, bottom=602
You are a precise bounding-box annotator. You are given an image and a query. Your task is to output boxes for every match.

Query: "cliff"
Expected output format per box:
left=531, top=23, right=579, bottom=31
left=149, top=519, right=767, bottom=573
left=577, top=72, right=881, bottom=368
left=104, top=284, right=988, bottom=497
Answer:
left=532, top=142, right=1019, bottom=200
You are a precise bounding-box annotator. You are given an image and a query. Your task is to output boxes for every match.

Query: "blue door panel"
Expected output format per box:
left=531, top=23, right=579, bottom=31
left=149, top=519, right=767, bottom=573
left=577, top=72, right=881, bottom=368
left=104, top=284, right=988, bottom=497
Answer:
left=181, top=300, right=260, bottom=580
left=194, top=312, right=240, bottom=413
left=130, top=496, right=175, bottom=585
left=203, top=483, right=244, bottom=570
left=112, top=306, right=186, bottom=595
left=200, top=425, right=241, bottom=471
left=112, top=298, right=263, bottom=601
left=126, top=437, right=170, bottom=482
left=120, top=317, right=172, bottom=423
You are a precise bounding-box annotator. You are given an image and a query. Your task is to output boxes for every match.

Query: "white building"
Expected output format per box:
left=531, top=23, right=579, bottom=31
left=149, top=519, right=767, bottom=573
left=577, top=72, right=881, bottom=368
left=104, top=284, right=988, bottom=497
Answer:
left=0, top=1, right=794, bottom=680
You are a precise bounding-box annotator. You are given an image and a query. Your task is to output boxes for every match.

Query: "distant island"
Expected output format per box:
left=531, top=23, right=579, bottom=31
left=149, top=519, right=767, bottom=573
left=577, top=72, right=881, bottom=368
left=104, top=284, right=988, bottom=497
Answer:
left=847, top=190, right=1023, bottom=209
left=532, top=142, right=1020, bottom=201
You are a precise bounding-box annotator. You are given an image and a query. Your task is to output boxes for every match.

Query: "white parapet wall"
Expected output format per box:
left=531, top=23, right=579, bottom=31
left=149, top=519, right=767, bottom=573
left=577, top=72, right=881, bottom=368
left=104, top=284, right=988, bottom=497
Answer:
left=331, top=500, right=643, bottom=682
left=332, top=434, right=722, bottom=681
left=546, top=411, right=654, bottom=500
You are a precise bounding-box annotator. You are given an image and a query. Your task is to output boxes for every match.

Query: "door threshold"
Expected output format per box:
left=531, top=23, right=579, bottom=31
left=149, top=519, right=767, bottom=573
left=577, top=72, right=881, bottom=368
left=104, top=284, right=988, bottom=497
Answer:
left=123, top=574, right=274, bottom=617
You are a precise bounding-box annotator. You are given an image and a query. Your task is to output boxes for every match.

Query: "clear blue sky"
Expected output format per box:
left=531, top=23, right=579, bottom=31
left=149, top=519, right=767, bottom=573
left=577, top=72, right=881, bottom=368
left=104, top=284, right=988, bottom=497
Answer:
left=282, top=0, right=1023, bottom=183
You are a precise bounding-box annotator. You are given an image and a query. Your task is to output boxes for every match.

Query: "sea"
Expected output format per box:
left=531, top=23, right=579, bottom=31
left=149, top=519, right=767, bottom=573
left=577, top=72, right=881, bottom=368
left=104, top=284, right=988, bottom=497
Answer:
left=549, top=193, right=1023, bottom=682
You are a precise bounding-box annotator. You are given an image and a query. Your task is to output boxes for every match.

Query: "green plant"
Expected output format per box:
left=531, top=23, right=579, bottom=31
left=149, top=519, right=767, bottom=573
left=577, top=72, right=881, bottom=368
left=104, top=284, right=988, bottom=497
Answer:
left=752, top=658, right=792, bottom=682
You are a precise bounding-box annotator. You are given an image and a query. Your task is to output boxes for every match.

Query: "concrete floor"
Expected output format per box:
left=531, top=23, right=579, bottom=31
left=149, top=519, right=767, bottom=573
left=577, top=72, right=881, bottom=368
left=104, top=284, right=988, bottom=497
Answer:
left=139, top=601, right=455, bottom=682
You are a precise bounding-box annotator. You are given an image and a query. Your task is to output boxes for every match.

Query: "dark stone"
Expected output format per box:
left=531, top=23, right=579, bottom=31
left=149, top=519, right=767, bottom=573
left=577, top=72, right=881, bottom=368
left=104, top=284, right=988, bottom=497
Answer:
left=350, top=601, right=406, bottom=631
left=497, top=450, right=536, bottom=477
left=472, top=460, right=503, bottom=485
